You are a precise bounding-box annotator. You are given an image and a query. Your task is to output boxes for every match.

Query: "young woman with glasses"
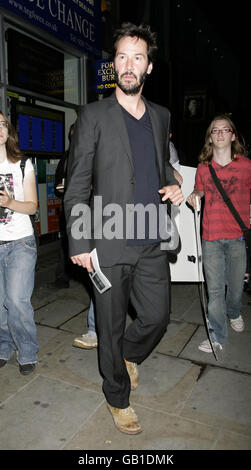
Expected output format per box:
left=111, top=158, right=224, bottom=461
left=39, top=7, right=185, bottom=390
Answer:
left=187, top=115, right=250, bottom=353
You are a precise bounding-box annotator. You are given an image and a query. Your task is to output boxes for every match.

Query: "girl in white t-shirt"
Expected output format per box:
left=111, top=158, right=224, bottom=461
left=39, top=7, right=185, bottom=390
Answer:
left=0, top=111, right=38, bottom=375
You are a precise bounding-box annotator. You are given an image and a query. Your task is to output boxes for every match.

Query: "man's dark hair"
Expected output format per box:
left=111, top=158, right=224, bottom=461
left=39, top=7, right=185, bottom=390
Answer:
left=113, top=22, right=158, bottom=63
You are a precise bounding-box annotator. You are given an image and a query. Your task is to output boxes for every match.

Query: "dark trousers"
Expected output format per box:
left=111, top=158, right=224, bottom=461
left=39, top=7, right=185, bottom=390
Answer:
left=94, top=243, right=170, bottom=409
left=55, top=210, right=71, bottom=283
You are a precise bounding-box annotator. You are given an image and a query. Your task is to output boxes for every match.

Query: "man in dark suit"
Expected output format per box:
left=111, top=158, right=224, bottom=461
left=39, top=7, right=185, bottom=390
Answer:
left=64, top=23, right=184, bottom=435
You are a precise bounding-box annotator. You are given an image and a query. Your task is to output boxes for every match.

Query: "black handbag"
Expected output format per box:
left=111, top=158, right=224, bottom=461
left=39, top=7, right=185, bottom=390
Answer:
left=209, top=164, right=251, bottom=256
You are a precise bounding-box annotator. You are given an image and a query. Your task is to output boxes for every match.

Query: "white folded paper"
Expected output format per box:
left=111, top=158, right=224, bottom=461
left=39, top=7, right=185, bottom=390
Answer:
left=89, top=248, right=112, bottom=294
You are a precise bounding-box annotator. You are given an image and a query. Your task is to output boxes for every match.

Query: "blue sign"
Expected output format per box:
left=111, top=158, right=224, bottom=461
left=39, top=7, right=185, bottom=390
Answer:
left=1, top=0, right=101, bottom=57
left=95, top=59, right=116, bottom=93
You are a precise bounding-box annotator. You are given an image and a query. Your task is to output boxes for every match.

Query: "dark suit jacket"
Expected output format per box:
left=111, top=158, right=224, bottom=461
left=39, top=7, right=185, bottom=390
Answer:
left=64, top=92, right=179, bottom=267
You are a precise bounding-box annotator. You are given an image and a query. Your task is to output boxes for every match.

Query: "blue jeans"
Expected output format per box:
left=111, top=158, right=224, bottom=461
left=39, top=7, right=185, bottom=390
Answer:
left=88, top=299, right=97, bottom=338
left=0, top=235, right=38, bottom=365
left=202, top=238, right=246, bottom=344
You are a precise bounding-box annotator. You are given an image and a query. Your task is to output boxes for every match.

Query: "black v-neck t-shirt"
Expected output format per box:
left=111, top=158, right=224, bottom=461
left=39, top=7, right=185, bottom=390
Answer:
left=121, top=106, right=162, bottom=244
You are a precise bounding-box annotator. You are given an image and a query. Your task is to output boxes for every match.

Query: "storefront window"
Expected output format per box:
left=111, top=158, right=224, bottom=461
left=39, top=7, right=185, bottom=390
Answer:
left=0, top=15, right=87, bottom=243
left=5, top=24, right=80, bottom=106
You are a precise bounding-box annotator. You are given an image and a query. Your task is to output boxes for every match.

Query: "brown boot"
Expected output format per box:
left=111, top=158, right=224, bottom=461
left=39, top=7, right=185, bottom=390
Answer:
left=125, top=359, right=139, bottom=391
left=107, top=403, right=142, bottom=434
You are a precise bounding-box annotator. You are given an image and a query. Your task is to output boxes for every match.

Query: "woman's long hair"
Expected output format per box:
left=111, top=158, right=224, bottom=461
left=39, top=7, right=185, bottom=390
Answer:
left=0, top=111, right=22, bottom=163
left=199, top=115, right=247, bottom=164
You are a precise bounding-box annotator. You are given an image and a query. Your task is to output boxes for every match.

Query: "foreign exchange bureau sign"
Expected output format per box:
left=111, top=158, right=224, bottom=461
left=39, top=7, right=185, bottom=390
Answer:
left=95, top=59, right=116, bottom=93
left=1, top=0, right=101, bottom=57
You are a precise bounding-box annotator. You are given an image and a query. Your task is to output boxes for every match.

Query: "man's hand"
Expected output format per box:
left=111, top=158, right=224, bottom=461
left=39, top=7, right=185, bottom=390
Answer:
left=158, top=184, right=184, bottom=206
left=71, top=253, right=93, bottom=272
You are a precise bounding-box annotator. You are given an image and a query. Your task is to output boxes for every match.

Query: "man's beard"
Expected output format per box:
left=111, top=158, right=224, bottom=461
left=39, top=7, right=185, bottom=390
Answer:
left=114, top=69, right=148, bottom=95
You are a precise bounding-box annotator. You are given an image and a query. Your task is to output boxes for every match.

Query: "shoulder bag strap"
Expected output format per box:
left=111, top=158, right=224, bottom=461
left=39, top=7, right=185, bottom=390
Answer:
left=209, top=164, right=248, bottom=232
left=20, top=156, right=39, bottom=247
left=20, top=156, right=29, bottom=180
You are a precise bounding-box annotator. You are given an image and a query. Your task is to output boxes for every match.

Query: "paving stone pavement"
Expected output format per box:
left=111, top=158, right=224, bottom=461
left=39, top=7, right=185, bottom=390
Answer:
left=0, top=241, right=251, bottom=452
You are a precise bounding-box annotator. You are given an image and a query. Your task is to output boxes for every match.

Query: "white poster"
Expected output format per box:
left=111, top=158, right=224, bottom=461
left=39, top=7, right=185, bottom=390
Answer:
left=169, top=165, right=203, bottom=282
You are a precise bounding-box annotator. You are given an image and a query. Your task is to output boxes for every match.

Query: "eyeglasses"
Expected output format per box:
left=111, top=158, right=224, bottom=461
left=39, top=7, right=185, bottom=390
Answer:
left=0, top=121, right=8, bottom=130
left=211, top=128, right=233, bottom=135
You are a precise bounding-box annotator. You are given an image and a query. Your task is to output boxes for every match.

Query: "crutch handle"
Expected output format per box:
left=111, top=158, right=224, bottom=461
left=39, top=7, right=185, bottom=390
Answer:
left=195, top=195, right=200, bottom=212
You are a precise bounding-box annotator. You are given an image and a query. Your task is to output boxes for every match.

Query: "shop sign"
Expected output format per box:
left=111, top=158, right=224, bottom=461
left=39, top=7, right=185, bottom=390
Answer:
left=1, top=0, right=101, bottom=57
left=95, top=59, right=116, bottom=93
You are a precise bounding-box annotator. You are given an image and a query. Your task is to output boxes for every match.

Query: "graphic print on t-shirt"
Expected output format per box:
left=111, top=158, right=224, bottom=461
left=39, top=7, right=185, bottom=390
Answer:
left=0, top=173, right=14, bottom=224
left=206, top=174, right=239, bottom=206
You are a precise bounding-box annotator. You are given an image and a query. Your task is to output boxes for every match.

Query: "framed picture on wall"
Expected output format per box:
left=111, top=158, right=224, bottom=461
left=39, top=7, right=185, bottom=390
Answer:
left=183, top=93, right=206, bottom=121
